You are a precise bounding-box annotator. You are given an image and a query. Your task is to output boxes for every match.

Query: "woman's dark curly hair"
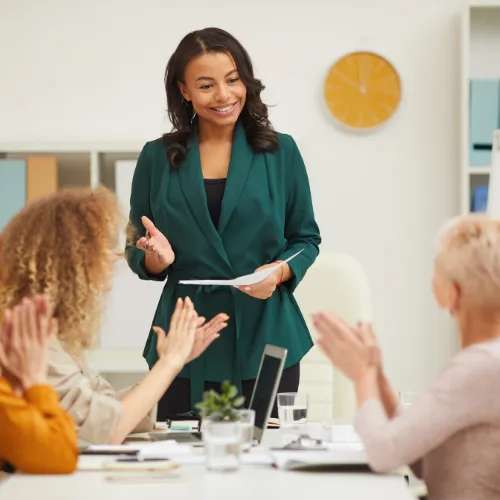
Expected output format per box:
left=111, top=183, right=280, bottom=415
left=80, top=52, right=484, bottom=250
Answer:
left=163, top=27, right=279, bottom=167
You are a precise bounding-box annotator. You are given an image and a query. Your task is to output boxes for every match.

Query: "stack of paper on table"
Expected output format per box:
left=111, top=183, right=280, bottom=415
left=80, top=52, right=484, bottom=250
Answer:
left=78, top=441, right=193, bottom=470
left=271, top=447, right=370, bottom=472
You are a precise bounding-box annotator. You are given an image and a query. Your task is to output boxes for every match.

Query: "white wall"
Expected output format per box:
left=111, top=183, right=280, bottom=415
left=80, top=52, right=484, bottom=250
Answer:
left=1, top=0, right=472, bottom=393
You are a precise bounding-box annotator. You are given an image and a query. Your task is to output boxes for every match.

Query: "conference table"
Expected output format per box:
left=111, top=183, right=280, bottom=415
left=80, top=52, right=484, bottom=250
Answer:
left=0, top=429, right=417, bottom=500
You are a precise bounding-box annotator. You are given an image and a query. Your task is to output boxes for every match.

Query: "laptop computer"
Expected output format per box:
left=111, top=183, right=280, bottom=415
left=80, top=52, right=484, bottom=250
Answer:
left=150, top=344, right=287, bottom=445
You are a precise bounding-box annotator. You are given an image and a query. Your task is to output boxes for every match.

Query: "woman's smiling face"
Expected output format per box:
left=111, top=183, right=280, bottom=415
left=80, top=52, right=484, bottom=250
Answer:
left=178, top=51, right=247, bottom=128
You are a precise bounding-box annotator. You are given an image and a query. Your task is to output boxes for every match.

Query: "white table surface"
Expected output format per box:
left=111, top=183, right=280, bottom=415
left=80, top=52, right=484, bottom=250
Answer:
left=0, top=465, right=416, bottom=500
left=0, top=429, right=417, bottom=500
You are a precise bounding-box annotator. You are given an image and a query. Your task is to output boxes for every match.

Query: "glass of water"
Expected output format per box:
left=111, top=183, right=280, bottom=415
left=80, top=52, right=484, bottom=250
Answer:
left=277, top=392, right=309, bottom=427
left=237, top=409, right=255, bottom=452
left=202, top=417, right=242, bottom=472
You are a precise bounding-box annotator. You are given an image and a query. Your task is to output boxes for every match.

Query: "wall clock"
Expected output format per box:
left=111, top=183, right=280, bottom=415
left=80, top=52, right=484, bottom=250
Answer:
left=323, top=51, right=402, bottom=131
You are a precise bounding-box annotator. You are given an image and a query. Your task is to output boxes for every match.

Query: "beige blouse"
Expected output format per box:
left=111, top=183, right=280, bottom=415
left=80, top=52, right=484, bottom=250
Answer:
left=355, top=339, right=500, bottom=500
left=47, top=338, right=155, bottom=445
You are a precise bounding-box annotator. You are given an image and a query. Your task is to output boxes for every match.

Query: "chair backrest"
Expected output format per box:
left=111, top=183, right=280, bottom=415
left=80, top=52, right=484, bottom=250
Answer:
left=294, top=252, right=373, bottom=422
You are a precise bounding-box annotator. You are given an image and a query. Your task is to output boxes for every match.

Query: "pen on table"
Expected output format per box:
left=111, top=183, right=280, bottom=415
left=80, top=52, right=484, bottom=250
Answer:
left=116, top=457, right=170, bottom=463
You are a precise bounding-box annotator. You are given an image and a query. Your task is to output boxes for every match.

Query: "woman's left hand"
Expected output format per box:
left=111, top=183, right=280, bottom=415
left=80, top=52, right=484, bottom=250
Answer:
left=235, top=263, right=282, bottom=300
left=187, top=313, right=229, bottom=362
left=312, top=312, right=381, bottom=383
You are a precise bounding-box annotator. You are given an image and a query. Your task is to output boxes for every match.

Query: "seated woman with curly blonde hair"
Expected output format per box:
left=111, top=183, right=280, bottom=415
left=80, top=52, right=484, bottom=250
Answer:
left=0, top=187, right=227, bottom=445
left=313, top=214, right=500, bottom=500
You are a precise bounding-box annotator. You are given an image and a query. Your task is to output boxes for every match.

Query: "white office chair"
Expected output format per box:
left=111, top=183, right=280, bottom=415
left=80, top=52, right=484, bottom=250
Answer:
left=294, top=252, right=373, bottom=422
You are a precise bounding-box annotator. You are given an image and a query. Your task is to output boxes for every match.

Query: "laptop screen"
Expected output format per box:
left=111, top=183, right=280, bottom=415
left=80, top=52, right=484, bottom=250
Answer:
left=249, top=353, right=282, bottom=431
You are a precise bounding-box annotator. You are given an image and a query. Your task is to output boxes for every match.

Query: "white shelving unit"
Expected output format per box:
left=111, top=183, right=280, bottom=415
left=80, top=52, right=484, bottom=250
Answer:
left=461, top=2, right=500, bottom=214
left=0, top=142, right=143, bottom=190
left=0, top=143, right=151, bottom=380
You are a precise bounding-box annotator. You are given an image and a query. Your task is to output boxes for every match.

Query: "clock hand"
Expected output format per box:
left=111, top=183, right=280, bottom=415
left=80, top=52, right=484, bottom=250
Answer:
left=331, top=70, right=366, bottom=94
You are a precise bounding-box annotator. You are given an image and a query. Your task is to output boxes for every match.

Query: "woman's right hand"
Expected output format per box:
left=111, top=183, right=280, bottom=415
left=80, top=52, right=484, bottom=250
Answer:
left=153, top=297, right=199, bottom=370
left=136, top=216, right=175, bottom=274
left=0, top=296, right=54, bottom=390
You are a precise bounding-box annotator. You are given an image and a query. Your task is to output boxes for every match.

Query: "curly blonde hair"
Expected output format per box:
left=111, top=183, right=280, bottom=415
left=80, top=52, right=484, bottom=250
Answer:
left=0, top=187, right=122, bottom=355
left=435, top=214, right=500, bottom=306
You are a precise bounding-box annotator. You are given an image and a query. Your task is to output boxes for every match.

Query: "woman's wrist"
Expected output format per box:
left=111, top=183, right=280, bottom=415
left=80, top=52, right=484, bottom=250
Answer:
left=157, top=354, right=184, bottom=375
left=144, top=253, right=170, bottom=275
left=274, top=261, right=291, bottom=285
left=354, top=366, right=380, bottom=407
left=21, top=374, right=47, bottom=390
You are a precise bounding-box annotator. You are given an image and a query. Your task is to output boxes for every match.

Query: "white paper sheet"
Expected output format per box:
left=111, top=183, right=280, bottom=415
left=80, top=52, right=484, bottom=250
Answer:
left=179, top=249, right=303, bottom=286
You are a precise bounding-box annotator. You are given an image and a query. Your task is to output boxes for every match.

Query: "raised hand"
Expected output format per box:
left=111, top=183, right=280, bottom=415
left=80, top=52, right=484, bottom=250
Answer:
left=152, top=297, right=198, bottom=369
left=312, top=311, right=380, bottom=383
left=187, top=312, right=228, bottom=362
left=0, top=296, right=55, bottom=390
left=136, top=216, right=175, bottom=274
left=152, top=298, right=227, bottom=368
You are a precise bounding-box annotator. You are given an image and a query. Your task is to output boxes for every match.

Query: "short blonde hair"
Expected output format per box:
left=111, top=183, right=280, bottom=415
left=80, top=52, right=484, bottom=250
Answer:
left=0, top=187, right=121, bottom=355
left=435, top=214, right=500, bottom=306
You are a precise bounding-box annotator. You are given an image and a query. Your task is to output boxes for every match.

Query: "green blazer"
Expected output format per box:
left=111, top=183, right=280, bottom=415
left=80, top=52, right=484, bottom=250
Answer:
left=125, top=122, right=321, bottom=410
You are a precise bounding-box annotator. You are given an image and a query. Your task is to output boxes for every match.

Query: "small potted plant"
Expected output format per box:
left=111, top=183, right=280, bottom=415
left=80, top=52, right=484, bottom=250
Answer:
left=196, top=381, right=245, bottom=471
left=196, top=381, right=245, bottom=421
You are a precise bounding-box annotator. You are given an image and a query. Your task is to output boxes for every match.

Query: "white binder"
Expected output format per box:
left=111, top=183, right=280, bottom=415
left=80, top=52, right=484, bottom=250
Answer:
left=487, top=130, right=500, bottom=216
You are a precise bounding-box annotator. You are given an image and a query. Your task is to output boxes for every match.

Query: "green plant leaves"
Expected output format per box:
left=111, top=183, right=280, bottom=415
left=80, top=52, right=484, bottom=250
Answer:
left=195, top=381, right=245, bottom=422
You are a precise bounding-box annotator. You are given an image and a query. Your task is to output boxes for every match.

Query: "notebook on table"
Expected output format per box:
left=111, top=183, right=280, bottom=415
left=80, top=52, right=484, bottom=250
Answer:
left=271, top=449, right=372, bottom=473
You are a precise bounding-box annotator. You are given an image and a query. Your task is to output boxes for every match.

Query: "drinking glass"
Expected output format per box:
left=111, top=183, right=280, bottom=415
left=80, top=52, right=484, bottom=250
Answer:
left=202, top=417, right=242, bottom=472
left=237, top=409, right=255, bottom=452
left=277, top=392, right=309, bottom=427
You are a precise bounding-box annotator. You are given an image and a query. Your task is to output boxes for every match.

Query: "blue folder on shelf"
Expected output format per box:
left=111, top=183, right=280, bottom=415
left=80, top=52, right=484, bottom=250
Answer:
left=0, top=159, right=26, bottom=230
left=472, top=185, right=489, bottom=213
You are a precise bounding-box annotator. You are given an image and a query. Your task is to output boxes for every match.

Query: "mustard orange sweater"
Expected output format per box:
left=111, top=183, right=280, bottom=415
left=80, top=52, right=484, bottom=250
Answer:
left=0, top=377, right=78, bottom=474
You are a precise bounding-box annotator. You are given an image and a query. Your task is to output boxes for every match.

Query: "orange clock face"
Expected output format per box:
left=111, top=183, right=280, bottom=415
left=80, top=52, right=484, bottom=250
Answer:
left=324, top=51, right=402, bottom=130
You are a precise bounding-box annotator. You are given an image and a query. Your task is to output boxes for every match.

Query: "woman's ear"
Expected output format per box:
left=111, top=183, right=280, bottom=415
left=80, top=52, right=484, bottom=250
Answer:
left=178, top=81, right=190, bottom=102
left=448, top=281, right=460, bottom=315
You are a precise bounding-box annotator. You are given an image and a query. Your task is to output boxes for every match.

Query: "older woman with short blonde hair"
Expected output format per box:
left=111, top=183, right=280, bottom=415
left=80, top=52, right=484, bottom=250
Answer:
left=313, top=214, right=500, bottom=500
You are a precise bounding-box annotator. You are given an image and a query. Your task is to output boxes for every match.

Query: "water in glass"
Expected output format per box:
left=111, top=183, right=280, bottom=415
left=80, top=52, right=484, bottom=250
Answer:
left=203, top=419, right=242, bottom=472
left=237, top=409, right=255, bottom=452
left=277, top=393, right=309, bottom=427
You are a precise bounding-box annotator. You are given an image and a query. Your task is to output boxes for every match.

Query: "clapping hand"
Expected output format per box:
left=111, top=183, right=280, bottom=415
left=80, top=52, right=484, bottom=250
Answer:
left=312, top=312, right=381, bottom=383
left=0, top=295, right=56, bottom=391
left=153, top=297, right=228, bottom=369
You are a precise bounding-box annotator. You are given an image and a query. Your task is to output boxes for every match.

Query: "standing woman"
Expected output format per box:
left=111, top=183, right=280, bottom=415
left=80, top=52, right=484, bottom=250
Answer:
left=126, top=27, right=321, bottom=418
